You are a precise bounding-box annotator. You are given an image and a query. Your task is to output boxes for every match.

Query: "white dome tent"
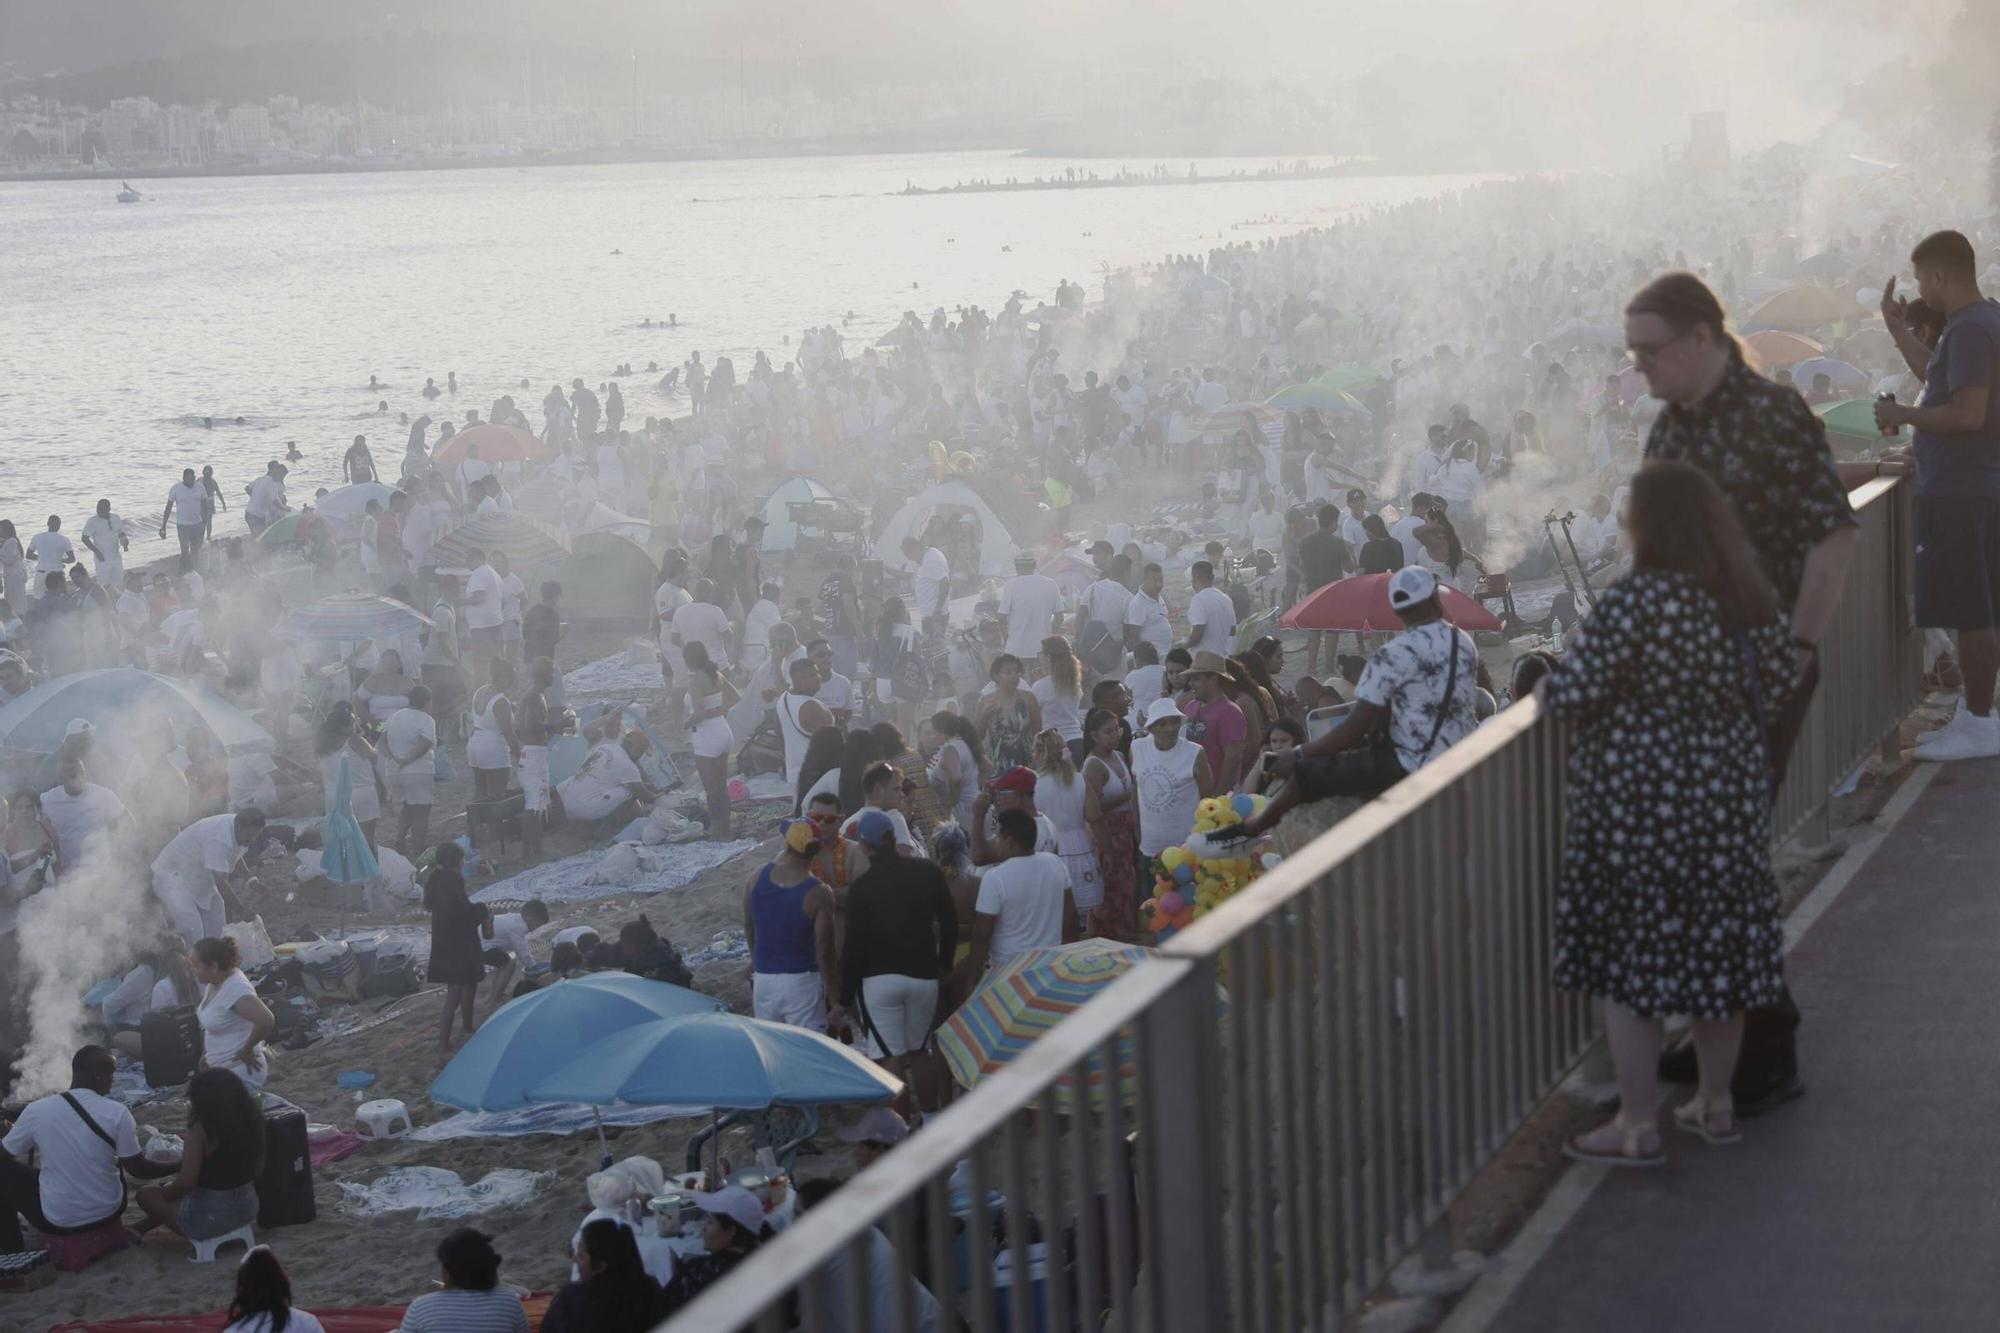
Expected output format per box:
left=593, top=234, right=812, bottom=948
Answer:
left=878, top=481, right=1021, bottom=578
left=758, top=477, right=837, bottom=553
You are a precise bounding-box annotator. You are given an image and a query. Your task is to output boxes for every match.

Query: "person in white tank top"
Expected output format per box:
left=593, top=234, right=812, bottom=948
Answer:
left=1032, top=729, right=1101, bottom=918
left=1134, top=699, right=1213, bottom=857
left=465, top=657, right=520, bottom=803
left=775, top=658, right=835, bottom=793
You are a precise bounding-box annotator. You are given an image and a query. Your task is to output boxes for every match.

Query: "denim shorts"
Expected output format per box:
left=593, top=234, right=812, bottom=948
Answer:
left=179, top=1183, right=258, bottom=1239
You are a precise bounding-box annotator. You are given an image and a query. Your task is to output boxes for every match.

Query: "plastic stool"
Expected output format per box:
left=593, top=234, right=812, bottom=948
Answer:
left=190, top=1222, right=256, bottom=1264
left=36, top=1222, right=130, bottom=1273
left=356, top=1098, right=412, bottom=1140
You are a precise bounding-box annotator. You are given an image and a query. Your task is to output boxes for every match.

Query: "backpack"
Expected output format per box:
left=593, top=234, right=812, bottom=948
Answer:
left=1078, top=619, right=1125, bottom=676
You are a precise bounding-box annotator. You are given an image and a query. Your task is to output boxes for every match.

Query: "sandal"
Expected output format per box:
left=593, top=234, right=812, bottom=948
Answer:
left=1563, top=1114, right=1664, bottom=1167
left=1673, top=1093, right=1741, bottom=1145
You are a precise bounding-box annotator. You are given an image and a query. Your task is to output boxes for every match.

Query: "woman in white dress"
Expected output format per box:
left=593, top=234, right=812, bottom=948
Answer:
left=315, top=701, right=381, bottom=849
left=683, top=641, right=741, bottom=841
left=466, top=656, right=520, bottom=804
left=926, top=710, right=986, bottom=830
left=1033, top=729, right=1101, bottom=927
left=0, top=519, right=25, bottom=610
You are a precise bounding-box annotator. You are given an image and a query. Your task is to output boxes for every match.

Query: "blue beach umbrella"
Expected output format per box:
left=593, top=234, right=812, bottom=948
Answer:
left=527, top=1011, right=900, bottom=1110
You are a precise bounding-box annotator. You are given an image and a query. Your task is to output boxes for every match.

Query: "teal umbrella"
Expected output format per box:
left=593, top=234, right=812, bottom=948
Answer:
left=1815, top=396, right=1907, bottom=445
left=527, top=1011, right=900, bottom=1109
left=321, top=754, right=379, bottom=887
left=0, top=668, right=269, bottom=793
left=1265, top=383, right=1372, bottom=416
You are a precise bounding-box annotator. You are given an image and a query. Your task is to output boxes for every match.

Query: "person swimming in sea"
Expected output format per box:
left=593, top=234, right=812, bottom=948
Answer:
left=369, top=374, right=382, bottom=391
left=285, top=441, right=303, bottom=463
left=422, top=377, right=441, bottom=399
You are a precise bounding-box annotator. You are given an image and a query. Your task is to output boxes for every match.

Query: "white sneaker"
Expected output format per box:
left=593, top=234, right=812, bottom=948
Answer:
left=1915, top=709, right=2000, bottom=762
left=1914, top=701, right=1974, bottom=753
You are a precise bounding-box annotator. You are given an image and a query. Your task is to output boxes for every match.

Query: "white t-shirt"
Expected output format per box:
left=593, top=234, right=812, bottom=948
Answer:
left=246, top=475, right=287, bottom=521
left=463, top=563, right=504, bottom=631
left=1122, top=663, right=1168, bottom=732
left=1, top=1089, right=139, bottom=1227
left=485, top=910, right=537, bottom=966
left=1390, top=515, right=1426, bottom=568
left=1193, top=380, right=1229, bottom=414
left=999, top=573, right=1062, bottom=659
left=816, top=670, right=855, bottom=714
left=974, top=851, right=1073, bottom=972
left=1122, top=590, right=1173, bottom=658
left=980, top=808, right=1059, bottom=855
left=1339, top=510, right=1369, bottom=553
left=385, top=706, right=437, bottom=769
left=166, top=481, right=208, bottom=527
left=840, top=805, right=919, bottom=853
left=744, top=598, right=781, bottom=656
left=227, top=1312, right=328, bottom=1333
left=553, top=925, right=601, bottom=950
left=27, top=531, right=73, bottom=574
left=198, top=969, right=260, bottom=1075
left=39, top=782, right=129, bottom=868
left=1248, top=508, right=1287, bottom=556
left=1030, top=676, right=1084, bottom=740
left=81, top=514, right=124, bottom=571
left=559, top=742, right=644, bottom=821
left=1185, top=586, right=1237, bottom=654
left=1080, top=578, right=1133, bottom=634
left=150, top=812, right=243, bottom=887
left=913, top=547, right=951, bottom=619
left=670, top=600, right=733, bottom=668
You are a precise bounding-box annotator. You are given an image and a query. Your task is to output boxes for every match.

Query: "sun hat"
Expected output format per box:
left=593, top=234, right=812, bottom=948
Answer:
left=690, top=1185, right=767, bottom=1234
left=1144, top=698, right=1186, bottom=728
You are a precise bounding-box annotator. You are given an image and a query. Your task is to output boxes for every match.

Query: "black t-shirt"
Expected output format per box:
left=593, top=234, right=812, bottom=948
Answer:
left=195, top=1115, right=262, bottom=1191
left=1360, top=538, right=1405, bottom=575
left=840, top=857, right=959, bottom=1002
left=1298, top=530, right=1352, bottom=589
left=522, top=602, right=559, bottom=650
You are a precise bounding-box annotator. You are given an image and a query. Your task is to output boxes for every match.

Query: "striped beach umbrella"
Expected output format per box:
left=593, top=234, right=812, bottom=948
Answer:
left=275, top=592, right=432, bottom=642
left=1264, top=383, right=1372, bottom=416
left=431, top=512, right=571, bottom=570
left=939, top=940, right=1186, bottom=1109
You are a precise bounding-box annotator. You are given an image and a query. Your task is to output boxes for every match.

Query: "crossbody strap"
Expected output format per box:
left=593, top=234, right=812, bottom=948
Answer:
left=1418, top=628, right=1465, bottom=759
left=59, top=1092, right=118, bottom=1151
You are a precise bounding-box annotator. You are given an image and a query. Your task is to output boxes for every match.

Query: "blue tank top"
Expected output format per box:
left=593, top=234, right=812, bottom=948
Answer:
left=750, top=863, right=820, bottom=974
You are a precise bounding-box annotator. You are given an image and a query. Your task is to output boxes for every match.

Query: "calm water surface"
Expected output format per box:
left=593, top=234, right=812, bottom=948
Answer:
left=0, top=150, right=1478, bottom=552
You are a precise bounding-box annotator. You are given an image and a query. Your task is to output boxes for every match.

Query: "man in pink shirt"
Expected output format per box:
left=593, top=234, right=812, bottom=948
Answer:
left=1179, top=650, right=1248, bottom=788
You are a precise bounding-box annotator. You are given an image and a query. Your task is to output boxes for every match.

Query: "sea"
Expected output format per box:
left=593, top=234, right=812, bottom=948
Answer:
left=0, top=148, right=1480, bottom=554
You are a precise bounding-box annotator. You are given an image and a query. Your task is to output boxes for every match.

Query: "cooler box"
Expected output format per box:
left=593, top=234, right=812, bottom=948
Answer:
left=256, top=1093, right=316, bottom=1227
left=295, top=941, right=361, bottom=1002
left=139, top=1006, right=202, bottom=1089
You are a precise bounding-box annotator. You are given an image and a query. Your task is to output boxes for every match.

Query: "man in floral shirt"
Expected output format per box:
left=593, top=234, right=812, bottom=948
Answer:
left=1627, top=271, right=1859, bottom=1118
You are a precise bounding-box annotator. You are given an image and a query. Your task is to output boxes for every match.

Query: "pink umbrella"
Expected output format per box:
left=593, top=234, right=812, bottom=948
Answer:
left=1279, top=574, right=1502, bottom=633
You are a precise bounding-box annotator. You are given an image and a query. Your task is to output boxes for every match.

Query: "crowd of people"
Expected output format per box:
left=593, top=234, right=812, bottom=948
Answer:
left=0, top=145, right=1991, bottom=1323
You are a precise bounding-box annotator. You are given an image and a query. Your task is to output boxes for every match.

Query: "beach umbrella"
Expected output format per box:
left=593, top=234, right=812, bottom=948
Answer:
left=1746, top=285, right=1854, bottom=330
left=430, top=422, right=549, bottom=466
left=320, top=755, right=378, bottom=927
left=0, top=667, right=268, bottom=770
left=1279, top=573, right=1502, bottom=633
left=938, top=941, right=1211, bottom=1109
left=254, top=512, right=305, bottom=547
left=1036, top=549, right=1100, bottom=596
left=432, top=972, right=724, bottom=1161
left=431, top=512, right=571, bottom=570
left=1834, top=326, right=1898, bottom=364
left=1292, top=312, right=1327, bottom=335
left=1742, top=329, right=1824, bottom=370
left=275, top=592, right=432, bottom=643
left=1264, top=383, right=1372, bottom=416
left=1814, top=396, right=1907, bottom=445
left=1787, top=357, right=1868, bottom=392
left=1542, top=318, right=1624, bottom=349
left=526, top=1011, right=899, bottom=1110
left=1312, top=365, right=1379, bottom=393
left=313, top=482, right=395, bottom=540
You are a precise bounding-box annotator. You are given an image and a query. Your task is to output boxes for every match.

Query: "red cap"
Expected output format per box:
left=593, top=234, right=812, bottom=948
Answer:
left=989, top=766, right=1036, bottom=794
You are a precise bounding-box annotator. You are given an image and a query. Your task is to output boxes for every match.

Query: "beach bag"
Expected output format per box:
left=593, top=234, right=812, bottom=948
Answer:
left=295, top=940, right=362, bottom=1003
left=892, top=634, right=930, bottom=703
left=736, top=716, right=784, bottom=777
left=1078, top=620, right=1124, bottom=676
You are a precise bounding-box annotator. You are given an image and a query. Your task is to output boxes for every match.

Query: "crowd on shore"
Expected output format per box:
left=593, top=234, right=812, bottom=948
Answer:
left=0, top=153, right=1993, bottom=1327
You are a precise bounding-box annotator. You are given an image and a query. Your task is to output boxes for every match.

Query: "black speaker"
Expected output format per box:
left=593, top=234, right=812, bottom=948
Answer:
left=139, top=1006, right=202, bottom=1089
left=255, top=1093, right=316, bottom=1227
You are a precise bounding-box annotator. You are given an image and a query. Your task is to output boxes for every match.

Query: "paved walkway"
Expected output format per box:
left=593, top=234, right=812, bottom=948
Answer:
left=1467, top=760, right=2000, bottom=1333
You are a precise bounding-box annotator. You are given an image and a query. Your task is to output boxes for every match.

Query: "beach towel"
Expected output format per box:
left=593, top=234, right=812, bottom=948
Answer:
left=563, top=645, right=665, bottom=696
left=409, top=1100, right=707, bottom=1143
left=337, top=1165, right=556, bottom=1220
left=51, top=1296, right=551, bottom=1333
left=310, top=1130, right=366, bottom=1169
left=470, top=839, right=755, bottom=905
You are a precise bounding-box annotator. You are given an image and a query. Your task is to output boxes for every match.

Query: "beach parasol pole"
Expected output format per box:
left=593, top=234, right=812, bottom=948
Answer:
left=592, top=1106, right=611, bottom=1170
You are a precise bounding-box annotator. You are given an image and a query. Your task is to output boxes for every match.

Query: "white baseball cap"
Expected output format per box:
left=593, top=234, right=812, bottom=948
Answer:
left=1144, top=698, right=1185, bottom=729
left=1388, top=565, right=1440, bottom=611
left=836, top=1106, right=911, bottom=1147
left=691, top=1185, right=767, bottom=1235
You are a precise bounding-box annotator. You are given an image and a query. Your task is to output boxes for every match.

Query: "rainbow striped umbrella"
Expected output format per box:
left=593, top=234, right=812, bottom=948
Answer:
left=939, top=940, right=1215, bottom=1109
left=275, top=592, right=432, bottom=642
left=431, top=512, right=571, bottom=570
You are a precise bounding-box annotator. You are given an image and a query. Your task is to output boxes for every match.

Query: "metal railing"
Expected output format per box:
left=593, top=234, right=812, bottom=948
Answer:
left=665, top=478, right=1921, bottom=1332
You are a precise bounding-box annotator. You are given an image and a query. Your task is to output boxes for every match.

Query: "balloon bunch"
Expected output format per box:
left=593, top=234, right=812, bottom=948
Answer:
left=1141, top=793, right=1283, bottom=942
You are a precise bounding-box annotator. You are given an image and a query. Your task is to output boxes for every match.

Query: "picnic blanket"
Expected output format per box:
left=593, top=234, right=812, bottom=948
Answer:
left=470, top=839, right=755, bottom=905
left=310, top=1130, right=366, bottom=1169
left=562, top=643, right=666, bottom=696
left=52, top=1296, right=550, bottom=1333
left=337, top=1165, right=556, bottom=1220
left=410, top=1100, right=707, bottom=1142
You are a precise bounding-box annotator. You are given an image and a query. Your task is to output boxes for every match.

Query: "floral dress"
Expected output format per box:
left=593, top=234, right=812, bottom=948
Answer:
left=1542, top=569, right=1794, bottom=1019
left=982, top=692, right=1032, bottom=770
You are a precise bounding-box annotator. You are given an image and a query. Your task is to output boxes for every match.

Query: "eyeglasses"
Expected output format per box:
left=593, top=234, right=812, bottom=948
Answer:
left=1627, top=326, right=1693, bottom=369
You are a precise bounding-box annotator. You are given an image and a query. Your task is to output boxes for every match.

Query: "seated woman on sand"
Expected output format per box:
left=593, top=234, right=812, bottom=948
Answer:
left=134, top=1067, right=264, bottom=1248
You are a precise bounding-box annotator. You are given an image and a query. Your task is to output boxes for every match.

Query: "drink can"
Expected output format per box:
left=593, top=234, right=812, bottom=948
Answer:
left=1877, top=390, right=1897, bottom=437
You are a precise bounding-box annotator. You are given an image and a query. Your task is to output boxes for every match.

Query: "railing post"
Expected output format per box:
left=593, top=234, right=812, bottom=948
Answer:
left=1140, top=959, right=1228, bottom=1333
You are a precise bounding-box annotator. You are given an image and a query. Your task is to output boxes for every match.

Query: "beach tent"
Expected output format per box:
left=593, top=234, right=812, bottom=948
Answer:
left=0, top=667, right=272, bottom=794
left=548, top=532, right=660, bottom=626
left=758, top=477, right=836, bottom=553
left=565, top=501, right=651, bottom=546
left=313, top=482, right=395, bottom=542
left=877, top=480, right=1020, bottom=576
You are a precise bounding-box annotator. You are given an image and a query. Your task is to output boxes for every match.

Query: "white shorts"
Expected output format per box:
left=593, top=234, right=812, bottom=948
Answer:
left=875, top=678, right=895, bottom=705
left=396, top=766, right=435, bottom=807
left=752, top=971, right=827, bottom=1032
left=466, top=729, right=511, bottom=772
left=1062, top=849, right=1103, bottom=912
left=520, top=745, right=551, bottom=813
left=855, top=973, right=939, bottom=1059
left=691, top=716, right=734, bottom=760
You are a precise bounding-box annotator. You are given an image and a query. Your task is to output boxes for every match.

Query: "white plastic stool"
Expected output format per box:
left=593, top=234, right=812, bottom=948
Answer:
left=356, top=1098, right=412, bottom=1140
left=190, top=1222, right=256, bottom=1264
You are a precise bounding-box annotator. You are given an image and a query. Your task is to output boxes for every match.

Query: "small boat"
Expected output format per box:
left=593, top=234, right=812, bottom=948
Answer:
left=116, top=182, right=140, bottom=203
